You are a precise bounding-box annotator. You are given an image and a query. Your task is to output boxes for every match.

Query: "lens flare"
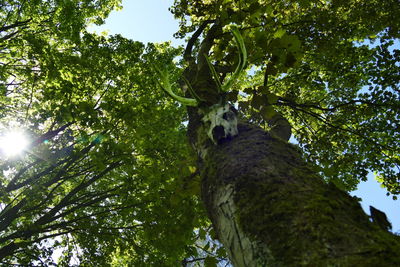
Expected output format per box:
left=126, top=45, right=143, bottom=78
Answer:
left=0, top=130, right=28, bottom=157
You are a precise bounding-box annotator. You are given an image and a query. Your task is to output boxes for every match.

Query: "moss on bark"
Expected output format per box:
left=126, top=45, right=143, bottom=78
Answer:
left=200, top=122, right=400, bottom=266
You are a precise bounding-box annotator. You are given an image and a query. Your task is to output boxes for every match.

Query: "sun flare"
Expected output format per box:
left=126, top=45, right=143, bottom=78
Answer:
left=0, top=130, right=29, bottom=157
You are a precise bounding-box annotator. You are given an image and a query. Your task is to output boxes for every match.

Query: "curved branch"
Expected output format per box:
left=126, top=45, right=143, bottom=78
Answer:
left=197, top=23, right=222, bottom=72
left=287, top=103, right=396, bottom=153
left=184, top=20, right=216, bottom=62
left=0, top=19, right=31, bottom=32
left=277, top=97, right=398, bottom=112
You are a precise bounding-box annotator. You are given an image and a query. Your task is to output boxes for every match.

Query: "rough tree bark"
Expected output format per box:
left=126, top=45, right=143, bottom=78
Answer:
left=181, top=22, right=400, bottom=266
left=196, top=121, right=400, bottom=266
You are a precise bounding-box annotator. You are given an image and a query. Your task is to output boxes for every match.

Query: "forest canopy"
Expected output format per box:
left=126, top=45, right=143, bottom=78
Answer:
left=0, top=0, right=399, bottom=265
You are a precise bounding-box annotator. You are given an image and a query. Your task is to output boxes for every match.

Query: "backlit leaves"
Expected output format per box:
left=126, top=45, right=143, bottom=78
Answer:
left=0, top=1, right=206, bottom=265
left=1, top=0, right=400, bottom=265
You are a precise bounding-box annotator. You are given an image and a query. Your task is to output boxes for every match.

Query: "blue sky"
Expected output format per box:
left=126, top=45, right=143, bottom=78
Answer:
left=90, top=0, right=183, bottom=46
left=90, top=0, right=399, bottom=232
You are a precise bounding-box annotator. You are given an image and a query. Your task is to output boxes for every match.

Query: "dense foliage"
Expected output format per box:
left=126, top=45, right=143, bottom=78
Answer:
left=0, top=0, right=399, bottom=265
left=171, top=0, right=400, bottom=192
left=0, top=0, right=207, bottom=265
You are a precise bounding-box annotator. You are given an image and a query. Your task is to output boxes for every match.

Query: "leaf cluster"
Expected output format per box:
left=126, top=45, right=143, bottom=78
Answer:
left=172, top=0, right=400, bottom=193
left=0, top=1, right=209, bottom=265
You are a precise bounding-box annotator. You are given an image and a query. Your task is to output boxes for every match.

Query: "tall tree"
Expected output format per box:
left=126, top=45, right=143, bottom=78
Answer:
left=168, top=0, right=400, bottom=265
left=0, top=1, right=199, bottom=265
left=1, top=0, right=400, bottom=266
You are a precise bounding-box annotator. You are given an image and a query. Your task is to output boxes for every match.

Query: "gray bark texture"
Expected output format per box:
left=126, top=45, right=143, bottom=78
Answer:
left=197, top=122, right=400, bottom=266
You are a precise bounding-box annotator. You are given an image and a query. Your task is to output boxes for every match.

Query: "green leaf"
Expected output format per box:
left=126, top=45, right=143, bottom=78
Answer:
left=204, top=241, right=210, bottom=251
left=251, top=95, right=266, bottom=109
left=204, top=256, right=218, bottom=267
left=199, top=228, right=207, bottom=239
left=260, top=105, right=278, bottom=120
left=216, top=247, right=227, bottom=257
left=238, top=101, right=250, bottom=111
left=273, top=28, right=286, bottom=39
left=265, top=92, right=279, bottom=104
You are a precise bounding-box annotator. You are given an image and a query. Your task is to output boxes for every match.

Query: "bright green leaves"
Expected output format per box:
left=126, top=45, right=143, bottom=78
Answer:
left=273, top=28, right=286, bottom=39
left=2, top=0, right=400, bottom=265
left=0, top=1, right=203, bottom=264
left=0, top=31, right=202, bottom=264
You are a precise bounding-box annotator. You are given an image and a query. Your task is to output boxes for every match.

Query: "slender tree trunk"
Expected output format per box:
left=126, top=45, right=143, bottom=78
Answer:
left=198, top=122, right=400, bottom=266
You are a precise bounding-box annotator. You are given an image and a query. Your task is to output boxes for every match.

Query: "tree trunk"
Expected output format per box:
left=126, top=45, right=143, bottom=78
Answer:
left=199, top=122, right=400, bottom=266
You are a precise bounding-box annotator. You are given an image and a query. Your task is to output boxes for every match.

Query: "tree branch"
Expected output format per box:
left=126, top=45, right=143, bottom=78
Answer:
left=196, top=22, right=222, bottom=72
left=183, top=20, right=216, bottom=63
left=34, top=161, right=122, bottom=226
